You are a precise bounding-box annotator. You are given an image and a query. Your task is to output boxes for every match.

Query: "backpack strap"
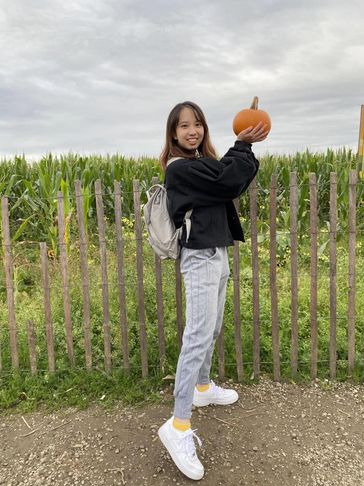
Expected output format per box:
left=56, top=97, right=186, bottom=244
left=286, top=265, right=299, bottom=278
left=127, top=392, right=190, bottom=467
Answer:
left=146, top=184, right=164, bottom=200
left=167, top=157, right=182, bottom=166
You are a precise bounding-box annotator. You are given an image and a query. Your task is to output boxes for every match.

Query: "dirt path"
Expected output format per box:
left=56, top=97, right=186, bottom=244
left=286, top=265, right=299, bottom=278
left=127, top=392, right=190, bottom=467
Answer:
left=1, top=377, right=364, bottom=486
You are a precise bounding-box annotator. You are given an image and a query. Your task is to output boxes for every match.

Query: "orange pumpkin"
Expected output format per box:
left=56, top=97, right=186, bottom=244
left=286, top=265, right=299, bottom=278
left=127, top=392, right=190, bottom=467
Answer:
left=232, top=96, right=271, bottom=135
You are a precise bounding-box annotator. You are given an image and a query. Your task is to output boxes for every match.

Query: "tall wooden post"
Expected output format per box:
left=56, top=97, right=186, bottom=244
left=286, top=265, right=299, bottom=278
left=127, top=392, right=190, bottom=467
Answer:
left=57, top=191, right=75, bottom=366
left=75, top=181, right=93, bottom=371
left=133, top=180, right=148, bottom=378
left=329, top=173, right=337, bottom=379
left=95, top=180, right=112, bottom=373
left=358, top=105, right=364, bottom=174
left=233, top=198, right=243, bottom=381
left=1, top=197, right=19, bottom=369
left=358, top=105, right=364, bottom=156
left=309, top=174, right=318, bottom=379
left=269, top=175, right=281, bottom=382
left=249, top=179, right=260, bottom=379
left=290, top=172, right=298, bottom=378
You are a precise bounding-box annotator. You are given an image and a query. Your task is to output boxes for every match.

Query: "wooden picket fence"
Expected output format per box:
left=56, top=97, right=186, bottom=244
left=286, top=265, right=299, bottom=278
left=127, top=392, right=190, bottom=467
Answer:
left=0, top=171, right=359, bottom=381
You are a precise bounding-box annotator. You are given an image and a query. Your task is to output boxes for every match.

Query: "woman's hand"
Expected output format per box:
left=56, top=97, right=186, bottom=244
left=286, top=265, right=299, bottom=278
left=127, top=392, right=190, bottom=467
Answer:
left=237, top=122, right=269, bottom=143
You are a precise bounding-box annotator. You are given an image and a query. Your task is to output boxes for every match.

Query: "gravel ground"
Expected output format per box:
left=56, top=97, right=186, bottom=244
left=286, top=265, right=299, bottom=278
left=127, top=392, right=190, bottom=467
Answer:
left=1, top=377, right=364, bottom=485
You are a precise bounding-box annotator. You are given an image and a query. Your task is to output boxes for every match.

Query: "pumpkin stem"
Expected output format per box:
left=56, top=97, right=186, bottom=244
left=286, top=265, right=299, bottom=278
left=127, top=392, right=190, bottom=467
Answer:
left=250, top=96, right=259, bottom=110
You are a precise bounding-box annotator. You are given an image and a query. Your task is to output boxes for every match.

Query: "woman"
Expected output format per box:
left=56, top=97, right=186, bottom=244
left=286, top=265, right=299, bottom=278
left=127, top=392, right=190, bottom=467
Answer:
left=158, top=101, right=268, bottom=480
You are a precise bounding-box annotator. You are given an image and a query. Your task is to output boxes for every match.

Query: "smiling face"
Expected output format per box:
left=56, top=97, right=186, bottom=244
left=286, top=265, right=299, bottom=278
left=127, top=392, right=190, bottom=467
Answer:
left=175, top=107, right=205, bottom=152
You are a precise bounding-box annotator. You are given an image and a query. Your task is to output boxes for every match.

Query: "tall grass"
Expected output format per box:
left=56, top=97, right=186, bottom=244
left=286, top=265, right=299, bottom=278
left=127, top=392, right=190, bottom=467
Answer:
left=0, top=153, right=162, bottom=249
left=242, top=147, right=364, bottom=235
left=1, top=148, right=363, bottom=248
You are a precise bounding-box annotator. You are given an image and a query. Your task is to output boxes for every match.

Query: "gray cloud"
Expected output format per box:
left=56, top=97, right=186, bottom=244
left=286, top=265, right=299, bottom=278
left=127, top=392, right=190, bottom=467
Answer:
left=1, top=0, right=363, bottom=159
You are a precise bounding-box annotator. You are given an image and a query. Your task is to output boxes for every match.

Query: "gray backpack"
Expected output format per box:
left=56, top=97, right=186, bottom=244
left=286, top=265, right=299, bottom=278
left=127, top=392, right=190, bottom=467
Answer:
left=143, top=158, right=192, bottom=260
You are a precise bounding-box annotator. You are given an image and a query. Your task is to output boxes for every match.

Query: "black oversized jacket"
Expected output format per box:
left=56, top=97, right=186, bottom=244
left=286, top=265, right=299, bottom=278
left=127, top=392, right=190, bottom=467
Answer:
left=165, top=140, right=259, bottom=249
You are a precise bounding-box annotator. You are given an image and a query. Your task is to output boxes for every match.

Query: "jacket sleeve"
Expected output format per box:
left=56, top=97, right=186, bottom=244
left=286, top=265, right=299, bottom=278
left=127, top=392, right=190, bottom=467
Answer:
left=172, top=141, right=259, bottom=206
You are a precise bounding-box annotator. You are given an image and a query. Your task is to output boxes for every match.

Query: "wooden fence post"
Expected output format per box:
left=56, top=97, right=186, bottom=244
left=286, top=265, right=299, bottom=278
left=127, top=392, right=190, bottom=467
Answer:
left=95, top=179, right=112, bottom=373
left=329, top=172, right=337, bottom=379
left=309, top=174, right=318, bottom=379
left=290, top=172, right=299, bottom=377
left=114, top=181, right=130, bottom=372
left=249, top=178, right=260, bottom=379
left=133, top=180, right=148, bottom=378
left=348, top=170, right=357, bottom=371
left=358, top=105, right=364, bottom=157
left=40, top=242, right=55, bottom=373
left=57, top=191, right=75, bottom=366
left=269, top=175, right=280, bottom=381
left=1, top=197, right=19, bottom=369
left=233, top=199, right=244, bottom=381
left=151, top=177, right=166, bottom=370
left=75, top=181, right=93, bottom=371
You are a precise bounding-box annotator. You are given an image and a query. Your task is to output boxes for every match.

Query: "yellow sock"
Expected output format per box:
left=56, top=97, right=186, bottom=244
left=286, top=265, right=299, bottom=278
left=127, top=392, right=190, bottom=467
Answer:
left=173, top=418, right=191, bottom=432
left=196, top=383, right=210, bottom=392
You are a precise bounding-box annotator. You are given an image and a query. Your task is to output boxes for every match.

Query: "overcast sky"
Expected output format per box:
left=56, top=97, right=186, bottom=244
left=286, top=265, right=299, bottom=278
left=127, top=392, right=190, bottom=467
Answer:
left=1, top=0, right=363, bottom=160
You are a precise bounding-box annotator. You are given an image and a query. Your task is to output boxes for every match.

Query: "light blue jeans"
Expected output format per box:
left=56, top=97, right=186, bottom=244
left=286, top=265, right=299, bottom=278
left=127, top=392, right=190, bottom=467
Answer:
left=173, top=247, right=230, bottom=419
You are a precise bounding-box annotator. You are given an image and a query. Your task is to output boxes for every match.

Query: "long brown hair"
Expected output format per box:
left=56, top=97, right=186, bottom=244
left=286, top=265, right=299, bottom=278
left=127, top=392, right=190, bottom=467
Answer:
left=159, top=101, right=217, bottom=170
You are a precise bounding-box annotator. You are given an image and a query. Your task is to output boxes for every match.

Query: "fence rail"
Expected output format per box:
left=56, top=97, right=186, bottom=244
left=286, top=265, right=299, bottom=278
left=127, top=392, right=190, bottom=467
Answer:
left=0, top=171, right=360, bottom=380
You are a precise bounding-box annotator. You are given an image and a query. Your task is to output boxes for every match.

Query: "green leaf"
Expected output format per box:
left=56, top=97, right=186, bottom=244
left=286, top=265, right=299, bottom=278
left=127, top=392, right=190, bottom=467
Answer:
left=12, top=215, right=35, bottom=242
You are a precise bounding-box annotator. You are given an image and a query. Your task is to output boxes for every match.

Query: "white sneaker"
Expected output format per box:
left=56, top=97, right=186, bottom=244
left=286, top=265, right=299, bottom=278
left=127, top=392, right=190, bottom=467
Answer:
left=158, top=417, right=204, bottom=480
left=193, top=380, right=239, bottom=407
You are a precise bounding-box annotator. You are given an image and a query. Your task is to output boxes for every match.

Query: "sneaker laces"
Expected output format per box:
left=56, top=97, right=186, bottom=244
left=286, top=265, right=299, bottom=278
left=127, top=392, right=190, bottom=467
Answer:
left=182, top=429, right=202, bottom=458
left=210, top=380, right=226, bottom=397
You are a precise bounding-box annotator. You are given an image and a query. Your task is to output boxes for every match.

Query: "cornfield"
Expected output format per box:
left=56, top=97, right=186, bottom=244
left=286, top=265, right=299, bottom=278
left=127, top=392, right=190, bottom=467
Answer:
left=0, top=148, right=363, bottom=247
